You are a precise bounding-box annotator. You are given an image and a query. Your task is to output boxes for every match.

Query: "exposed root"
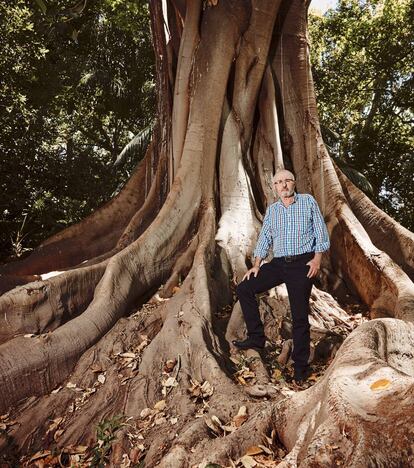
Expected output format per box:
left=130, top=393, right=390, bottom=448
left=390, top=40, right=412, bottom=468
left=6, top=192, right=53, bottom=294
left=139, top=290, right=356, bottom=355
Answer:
left=0, top=301, right=164, bottom=455
left=338, top=167, right=414, bottom=280
left=274, top=318, right=414, bottom=467
left=159, top=234, right=199, bottom=298
left=0, top=261, right=107, bottom=344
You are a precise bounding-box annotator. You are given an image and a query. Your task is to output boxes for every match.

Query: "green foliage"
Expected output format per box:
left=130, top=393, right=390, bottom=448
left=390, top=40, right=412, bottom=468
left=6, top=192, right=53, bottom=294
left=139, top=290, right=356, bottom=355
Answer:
left=91, top=414, right=125, bottom=467
left=309, top=0, right=414, bottom=230
left=0, top=0, right=155, bottom=261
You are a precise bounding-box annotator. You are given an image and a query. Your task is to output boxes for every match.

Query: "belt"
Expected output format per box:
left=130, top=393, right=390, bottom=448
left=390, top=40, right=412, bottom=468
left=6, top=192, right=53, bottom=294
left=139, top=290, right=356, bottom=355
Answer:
left=276, top=252, right=314, bottom=263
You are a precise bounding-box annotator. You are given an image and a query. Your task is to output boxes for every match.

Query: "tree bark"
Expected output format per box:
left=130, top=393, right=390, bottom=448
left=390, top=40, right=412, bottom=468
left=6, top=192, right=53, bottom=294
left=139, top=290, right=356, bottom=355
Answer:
left=1, top=1, right=413, bottom=466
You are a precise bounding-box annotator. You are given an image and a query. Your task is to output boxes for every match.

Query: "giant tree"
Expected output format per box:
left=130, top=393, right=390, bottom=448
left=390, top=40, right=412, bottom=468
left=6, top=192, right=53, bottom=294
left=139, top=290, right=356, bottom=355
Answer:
left=1, top=0, right=414, bottom=466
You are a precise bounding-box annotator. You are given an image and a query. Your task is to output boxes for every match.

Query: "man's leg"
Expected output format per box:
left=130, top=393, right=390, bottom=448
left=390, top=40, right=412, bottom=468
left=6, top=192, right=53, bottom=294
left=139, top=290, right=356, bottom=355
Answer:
left=285, top=259, right=314, bottom=378
left=235, top=260, right=283, bottom=346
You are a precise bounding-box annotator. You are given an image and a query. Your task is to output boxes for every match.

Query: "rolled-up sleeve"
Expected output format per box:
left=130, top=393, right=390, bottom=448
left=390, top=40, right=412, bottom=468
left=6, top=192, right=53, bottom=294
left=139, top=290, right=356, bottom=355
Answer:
left=253, top=207, right=273, bottom=259
left=310, top=197, right=330, bottom=252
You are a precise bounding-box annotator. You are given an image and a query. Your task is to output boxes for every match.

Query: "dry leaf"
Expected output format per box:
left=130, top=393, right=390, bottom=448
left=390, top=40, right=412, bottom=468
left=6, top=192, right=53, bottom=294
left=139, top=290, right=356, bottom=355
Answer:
left=164, top=359, right=177, bottom=373
left=239, top=455, right=257, bottom=468
left=163, top=377, right=178, bottom=387
left=154, top=416, right=166, bottom=425
left=54, top=429, right=65, bottom=441
left=211, top=415, right=223, bottom=427
left=200, top=381, right=214, bottom=397
left=46, top=417, right=64, bottom=434
left=237, top=376, right=247, bottom=385
left=370, top=379, right=391, bottom=391
left=170, top=417, right=178, bottom=425
left=204, top=417, right=221, bottom=435
left=136, top=340, right=148, bottom=353
left=24, top=334, right=35, bottom=338
left=51, top=386, right=62, bottom=394
left=97, top=374, right=106, bottom=384
left=66, top=382, right=77, bottom=389
left=153, top=400, right=166, bottom=411
left=63, top=445, right=88, bottom=454
left=258, top=444, right=272, bottom=455
left=233, top=406, right=248, bottom=427
left=120, top=352, right=136, bottom=359
left=29, top=451, right=51, bottom=462
left=90, top=363, right=104, bottom=373
left=140, top=408, right=152, bottom=419
left=245, top=446, right=263, bottom=456
left=272, top=369, right=282, bottom=380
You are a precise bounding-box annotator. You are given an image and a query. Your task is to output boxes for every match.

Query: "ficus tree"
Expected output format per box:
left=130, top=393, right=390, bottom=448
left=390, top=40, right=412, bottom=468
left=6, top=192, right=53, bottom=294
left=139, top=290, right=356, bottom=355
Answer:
left=0, top=0, right=413, bottom=466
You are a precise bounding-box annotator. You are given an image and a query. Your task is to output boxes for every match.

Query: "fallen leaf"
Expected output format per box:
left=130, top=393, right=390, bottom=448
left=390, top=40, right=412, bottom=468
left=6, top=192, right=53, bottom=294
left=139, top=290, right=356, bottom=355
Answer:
left=258, top=444, right=272, bottom=455
left=46, top=417, right=64, bottom=434
left=90, top=363, right=104, bottom=373
left=97, top=374, right=106, bottom=384
left=140, top=408, right=152, bottom=419
left=153, top=400, right=166, bottom=411
left=370, top=379, right=391, bottom=391
left=63, top=445, right=88, bottom=454
left=237, top=376, right=247, bottom=385
left=204, top=417, right=221, bottom=435
left=170, top=417, right=178, bottom=425
left=272, top=369, right=282, bottom=380
left=66, top=382, right=77, bottom=389
left=239, top=455, right=257, bottom=468
left=51, top=386, right=62, bottom=394
left=54, top=429, right=65, bottom=441
left=163, top=377, right=178, bottom=387
left=245, top=446, right=263, bottom=456
left=164, top=359, right=177, bottom=373
left=233, top=406, right=248, bottom=427
left=200, top=380, right=214, bottom=398
left=120, top=352, right=136, bottom=359
left=24, top=334, right=35, bottom=338
left=154, top=416, right=166, bottom=425
left=29, top=450, right=51, bottom=462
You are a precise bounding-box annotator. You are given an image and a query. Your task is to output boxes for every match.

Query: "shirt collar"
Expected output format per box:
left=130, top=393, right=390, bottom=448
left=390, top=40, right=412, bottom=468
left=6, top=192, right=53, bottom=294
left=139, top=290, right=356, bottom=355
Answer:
left=276, top=192, right=298, bottom=205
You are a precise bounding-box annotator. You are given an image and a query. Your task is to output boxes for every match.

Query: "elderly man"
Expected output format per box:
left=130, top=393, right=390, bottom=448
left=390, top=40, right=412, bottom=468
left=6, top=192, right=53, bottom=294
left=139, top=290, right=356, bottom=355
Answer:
left=233, top=169, right=330, bottom=384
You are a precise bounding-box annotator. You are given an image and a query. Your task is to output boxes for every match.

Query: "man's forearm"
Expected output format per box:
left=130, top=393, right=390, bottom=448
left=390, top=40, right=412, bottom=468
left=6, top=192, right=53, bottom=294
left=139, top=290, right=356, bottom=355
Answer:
left=253, top=257, right=262, bottom=268
left=314, top=252, right=322, bottom=263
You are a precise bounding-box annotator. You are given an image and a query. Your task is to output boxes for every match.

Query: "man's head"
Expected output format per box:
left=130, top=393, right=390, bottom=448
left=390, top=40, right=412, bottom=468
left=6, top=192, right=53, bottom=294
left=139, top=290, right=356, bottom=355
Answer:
left=272, top=169, right=296, bottom=199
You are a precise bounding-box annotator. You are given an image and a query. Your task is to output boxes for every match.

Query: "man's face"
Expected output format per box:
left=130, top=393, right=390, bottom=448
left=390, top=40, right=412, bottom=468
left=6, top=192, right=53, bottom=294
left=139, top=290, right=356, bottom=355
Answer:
left=273, top=171, right=296, bottom=198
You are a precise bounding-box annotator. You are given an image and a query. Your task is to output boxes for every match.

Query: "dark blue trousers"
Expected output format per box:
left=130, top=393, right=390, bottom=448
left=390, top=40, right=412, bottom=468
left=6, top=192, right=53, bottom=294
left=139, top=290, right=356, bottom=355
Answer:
left=236, top=252, right=314, bottom=372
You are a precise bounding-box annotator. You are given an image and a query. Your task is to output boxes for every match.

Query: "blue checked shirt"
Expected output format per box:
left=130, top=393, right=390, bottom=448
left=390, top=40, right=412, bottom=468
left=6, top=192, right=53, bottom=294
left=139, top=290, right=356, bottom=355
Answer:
left=253, top=193, right=330, bottom=259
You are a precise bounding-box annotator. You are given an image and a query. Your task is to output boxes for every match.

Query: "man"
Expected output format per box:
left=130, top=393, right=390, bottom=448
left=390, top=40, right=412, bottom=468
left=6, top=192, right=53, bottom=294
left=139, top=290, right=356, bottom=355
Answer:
left=233, top=169, right=330, bottom=384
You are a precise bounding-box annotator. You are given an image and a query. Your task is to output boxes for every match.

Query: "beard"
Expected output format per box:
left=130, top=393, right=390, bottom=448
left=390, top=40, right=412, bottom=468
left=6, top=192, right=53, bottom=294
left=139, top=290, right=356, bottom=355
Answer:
left=280, top=188, right=295, bottom=198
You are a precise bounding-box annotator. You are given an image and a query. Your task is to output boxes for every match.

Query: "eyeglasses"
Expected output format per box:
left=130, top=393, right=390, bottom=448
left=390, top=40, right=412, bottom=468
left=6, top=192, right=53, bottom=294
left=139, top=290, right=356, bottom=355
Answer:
left=273, top=179, right=295, bottom=185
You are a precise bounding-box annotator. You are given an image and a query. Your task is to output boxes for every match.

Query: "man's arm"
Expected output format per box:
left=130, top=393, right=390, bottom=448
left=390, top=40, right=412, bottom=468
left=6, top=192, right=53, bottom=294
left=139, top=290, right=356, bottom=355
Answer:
left=243, top=207, right=272, bottom=281
left=307, top=197, right=330, bottom=278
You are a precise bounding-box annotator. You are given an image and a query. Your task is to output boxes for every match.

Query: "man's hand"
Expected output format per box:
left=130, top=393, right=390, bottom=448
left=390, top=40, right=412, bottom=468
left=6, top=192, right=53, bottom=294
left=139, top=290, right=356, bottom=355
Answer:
left=243, top=266, right=260, bottom=281
left=306, top=253, right=322, bottom=278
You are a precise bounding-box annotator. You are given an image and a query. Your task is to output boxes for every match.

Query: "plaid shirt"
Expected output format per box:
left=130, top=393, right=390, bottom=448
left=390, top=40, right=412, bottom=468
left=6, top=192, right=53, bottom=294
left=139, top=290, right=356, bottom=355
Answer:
left=253, top=193, right=330, bottom=259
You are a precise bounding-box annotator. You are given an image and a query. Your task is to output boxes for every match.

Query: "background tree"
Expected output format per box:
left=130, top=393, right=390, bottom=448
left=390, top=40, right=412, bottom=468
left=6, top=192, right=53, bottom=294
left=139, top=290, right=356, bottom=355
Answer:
left=0, top=0, right=414, bottom=466
left=0, top=0, right=155, bottom=261
left=309, top=0, right=414, bottom=229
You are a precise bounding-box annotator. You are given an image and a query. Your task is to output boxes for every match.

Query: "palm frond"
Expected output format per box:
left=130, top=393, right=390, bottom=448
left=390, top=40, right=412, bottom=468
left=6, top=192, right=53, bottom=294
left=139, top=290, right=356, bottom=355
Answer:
left=334, top=157, right=374, bottom=194
left=113, top=122, right=154, bottom=167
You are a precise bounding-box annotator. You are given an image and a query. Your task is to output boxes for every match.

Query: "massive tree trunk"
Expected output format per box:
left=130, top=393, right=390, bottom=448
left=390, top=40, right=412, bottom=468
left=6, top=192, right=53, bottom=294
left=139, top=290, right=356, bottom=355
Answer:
left=1, top=1, right=413, bottom=466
